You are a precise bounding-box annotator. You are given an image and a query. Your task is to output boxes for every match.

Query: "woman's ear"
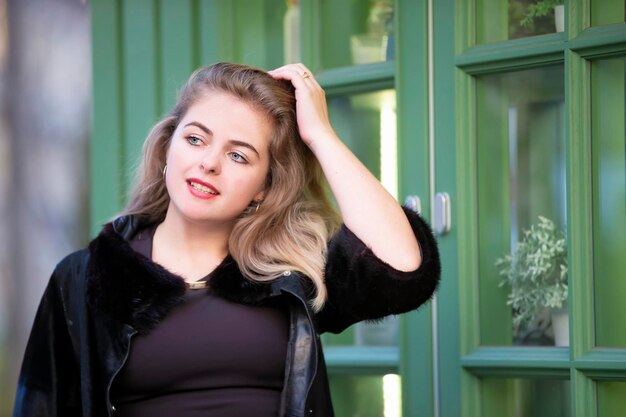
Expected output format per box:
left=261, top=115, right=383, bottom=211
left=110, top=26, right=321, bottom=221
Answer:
left=254, top=189, right=266, bottom=203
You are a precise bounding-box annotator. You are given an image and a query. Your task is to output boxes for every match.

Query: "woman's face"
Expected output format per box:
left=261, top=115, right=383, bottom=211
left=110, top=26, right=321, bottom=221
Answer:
left=164, top=91, right=272, bottom=227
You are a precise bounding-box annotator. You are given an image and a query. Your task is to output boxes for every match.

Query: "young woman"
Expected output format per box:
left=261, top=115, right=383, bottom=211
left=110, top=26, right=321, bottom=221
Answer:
left=13, top=62, right=440, bottom=417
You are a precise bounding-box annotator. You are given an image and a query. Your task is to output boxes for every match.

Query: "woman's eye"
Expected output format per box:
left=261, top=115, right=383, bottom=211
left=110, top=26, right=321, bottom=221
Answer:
left=229, top=152, right=247, bottom=163
left=187, top=136, right=202, bottom=145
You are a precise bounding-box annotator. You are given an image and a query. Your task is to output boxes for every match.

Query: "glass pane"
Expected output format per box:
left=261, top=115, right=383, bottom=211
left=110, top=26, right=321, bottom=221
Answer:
left=230, top=0, right=288, bottom=69
left=591, top=58, right=626, bottom=348
left=597, top=381, right=626, bottom=417
left=329, top=374, right=401, bottom=417
left=591, top=0, right=626, bottom=27
left=323, top=89, right=398, bottom=347
left=323, top=316, right=399, bottom=347
left=320, top=0, right=395, bottom=69
left=477, top=0, right=565, bottom=44
left=476, top=66, right=567, bottom=347
left=482, top=378, right=571, bottom=417
left=328, top=89, right=397, bottom=196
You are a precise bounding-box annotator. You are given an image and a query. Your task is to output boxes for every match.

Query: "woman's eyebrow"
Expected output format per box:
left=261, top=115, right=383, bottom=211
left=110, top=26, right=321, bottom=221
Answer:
left=228, top=140, right=260, bottom=158
left=184, top=121, right=260, bottom=157
left=184, top=121, right=212, bottom=134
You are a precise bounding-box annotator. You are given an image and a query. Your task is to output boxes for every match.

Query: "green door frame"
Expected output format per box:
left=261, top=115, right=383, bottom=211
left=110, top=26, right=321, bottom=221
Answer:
left=447, top=0, right=626, bottom=416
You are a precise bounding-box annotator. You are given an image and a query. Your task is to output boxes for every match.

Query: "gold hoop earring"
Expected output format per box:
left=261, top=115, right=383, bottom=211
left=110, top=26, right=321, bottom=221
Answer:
left=163, top=165, right=167, bottom=179
left=255, top=201, right=260, bottom=213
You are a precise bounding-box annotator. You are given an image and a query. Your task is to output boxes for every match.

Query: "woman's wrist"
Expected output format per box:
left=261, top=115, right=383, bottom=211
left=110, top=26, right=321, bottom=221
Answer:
left=306, top=128, right=342, bottom=157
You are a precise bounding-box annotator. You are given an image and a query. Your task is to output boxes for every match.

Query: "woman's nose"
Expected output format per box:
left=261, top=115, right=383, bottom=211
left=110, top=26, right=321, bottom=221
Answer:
left=199, top=149, right=221, bottom=174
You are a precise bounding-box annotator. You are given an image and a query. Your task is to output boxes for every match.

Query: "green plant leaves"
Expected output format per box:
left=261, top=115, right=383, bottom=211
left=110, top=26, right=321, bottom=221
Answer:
left=495, top=216, right=568, bottom=328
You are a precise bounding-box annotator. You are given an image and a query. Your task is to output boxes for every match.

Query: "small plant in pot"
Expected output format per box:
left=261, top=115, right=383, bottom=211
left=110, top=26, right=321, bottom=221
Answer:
left=520, top=0, right=565, bottom=32
left=495, top=216, right=568, bottom=346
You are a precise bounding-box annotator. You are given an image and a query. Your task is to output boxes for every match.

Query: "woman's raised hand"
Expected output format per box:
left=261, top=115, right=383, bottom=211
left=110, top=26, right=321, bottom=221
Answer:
left=269, top=64, right=422, bottom=273
left=267, top=63, right=336, bottom=148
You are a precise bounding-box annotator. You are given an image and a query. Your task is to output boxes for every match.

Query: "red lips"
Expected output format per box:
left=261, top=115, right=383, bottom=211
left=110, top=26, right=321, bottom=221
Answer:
left=186, top=178, right=219, bottom=199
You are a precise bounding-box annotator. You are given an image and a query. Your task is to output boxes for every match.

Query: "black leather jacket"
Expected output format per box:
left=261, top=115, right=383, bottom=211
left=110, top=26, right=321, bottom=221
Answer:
left=13, top=208, right=440, bottom=417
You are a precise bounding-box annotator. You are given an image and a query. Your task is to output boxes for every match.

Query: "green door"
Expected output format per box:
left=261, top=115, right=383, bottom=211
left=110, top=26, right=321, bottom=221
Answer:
left=301, top=1, right=435, bottom=415
left=433, top=0, right=626, bottom=416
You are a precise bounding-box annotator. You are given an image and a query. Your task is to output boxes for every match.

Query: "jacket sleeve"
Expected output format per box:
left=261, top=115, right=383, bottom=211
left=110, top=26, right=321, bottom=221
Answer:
left=316, top=206, right=441, bottom=334
left=13, top=269, right=81, bottom=417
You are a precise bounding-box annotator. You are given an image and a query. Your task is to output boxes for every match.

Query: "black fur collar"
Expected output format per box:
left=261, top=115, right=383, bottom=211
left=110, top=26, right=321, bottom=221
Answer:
left=86, top=219, right=300, bottom=333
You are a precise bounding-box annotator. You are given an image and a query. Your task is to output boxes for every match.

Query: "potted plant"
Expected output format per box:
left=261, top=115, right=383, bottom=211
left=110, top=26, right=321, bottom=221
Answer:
left=495, top=216, right=568, bottom=346
left=520, top=0, right=565, bottom=33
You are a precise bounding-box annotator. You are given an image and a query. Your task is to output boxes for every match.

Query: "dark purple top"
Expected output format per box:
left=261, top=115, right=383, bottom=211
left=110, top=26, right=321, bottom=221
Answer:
left=110, top=225, right=289, bottom=417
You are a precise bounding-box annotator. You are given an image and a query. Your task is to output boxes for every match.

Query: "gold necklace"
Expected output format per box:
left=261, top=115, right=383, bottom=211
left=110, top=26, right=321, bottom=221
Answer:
left=186, top=280, right=208, bottom=290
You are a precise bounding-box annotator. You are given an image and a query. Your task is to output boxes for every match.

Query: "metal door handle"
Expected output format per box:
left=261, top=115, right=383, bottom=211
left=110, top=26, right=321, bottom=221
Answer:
left=404, top=195, right=422, bottom=214
left=433, top=192, right=451, bottom=235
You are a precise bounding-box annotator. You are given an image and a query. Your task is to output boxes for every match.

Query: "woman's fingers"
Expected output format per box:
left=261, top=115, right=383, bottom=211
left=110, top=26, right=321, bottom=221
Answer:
left=267, top=64, right=332, bottom=145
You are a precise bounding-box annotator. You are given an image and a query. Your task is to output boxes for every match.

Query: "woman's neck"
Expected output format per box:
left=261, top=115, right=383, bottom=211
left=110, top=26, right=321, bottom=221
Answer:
left=152, top=211, right=232, bottom=281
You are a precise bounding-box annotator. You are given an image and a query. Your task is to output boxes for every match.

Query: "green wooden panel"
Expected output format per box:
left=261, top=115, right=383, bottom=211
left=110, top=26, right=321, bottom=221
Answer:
left=456, top=34, right=564, bottom=75
left=576, top=349, right=626, bottom=373
left=198, top=0, right=287, bottom=70
left=121, top=0, right=160, bottom=200
left=461, top=347, right=570, bottom=377
left=158, top=0, right=196, bottom=113
left=91, top=0, right=124, bottom=233
left=457, top=68, right=482, bottom=417
left=300, top=0, right=322, bottom=71
left=476, top=0, right=507, bottom=44
left=435, top=0, right=463, bottom=415
left=396, top=1, right=433, bottom=416
left=591, top=57, right=626, bottom=348
left=231, top=0, right=285, bottom=69
left=591, top=0, right=625, bottom=27
left=475, top=74, right=512, bottom=346
left=324, top=347, right=399, bottom=373
left=232, top=0, right=268, bottom=68
left=262, top=0, right=287, bottom=68
left=320, top=0, right=368, bottom=69
left=566, top=50, right=595, bottom=361
left=430, top=0, right=467, bottom=417
left=399, top=311, right=433, bottom=417
left=396, top=0, right=428, bottom=204
left=568, top=24, right=626, bottom=59
left=572, top=370, right=596, bottom=417
left=482, top=378, right=571, bottom=417
left=316, top=61, right=394, bottom=95
left=597, top=381, right=626, bottom=417
left=198, top=0, right=235, bottom=64
left=482, top=378, right=514, bottom=417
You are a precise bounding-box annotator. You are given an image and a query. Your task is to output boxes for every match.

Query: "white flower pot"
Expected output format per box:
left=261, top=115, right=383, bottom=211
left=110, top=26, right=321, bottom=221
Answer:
left=551, top=308, right=569, bottom=347
left=554, top=5, right=565, bottom=33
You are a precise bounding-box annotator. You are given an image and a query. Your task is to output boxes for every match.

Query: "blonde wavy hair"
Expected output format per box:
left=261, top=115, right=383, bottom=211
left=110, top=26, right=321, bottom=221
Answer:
left=124, top=62, right=340, bottom=311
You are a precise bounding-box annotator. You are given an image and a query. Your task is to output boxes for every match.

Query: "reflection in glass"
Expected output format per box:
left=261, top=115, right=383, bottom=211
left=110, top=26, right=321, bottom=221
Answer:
left=477, top=0, right=564, bottom=44
left=597, top=381, right=626, bottom=417
left=591, top=58, right=626, bottom=348
left=321, top=0, right=394, bottom=69
left=323, top=89, right=398, bottom=347
left=482, top=378, right=571, bottom=417
left=591, top=0, right=626, bottom=27
left=355, top=316, right=399, bottom=346
left=327, top=89, right=397, bottom=198
left=476, top=66, right=566, bottom=346
left=329, top=374, right=401, bottom=417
